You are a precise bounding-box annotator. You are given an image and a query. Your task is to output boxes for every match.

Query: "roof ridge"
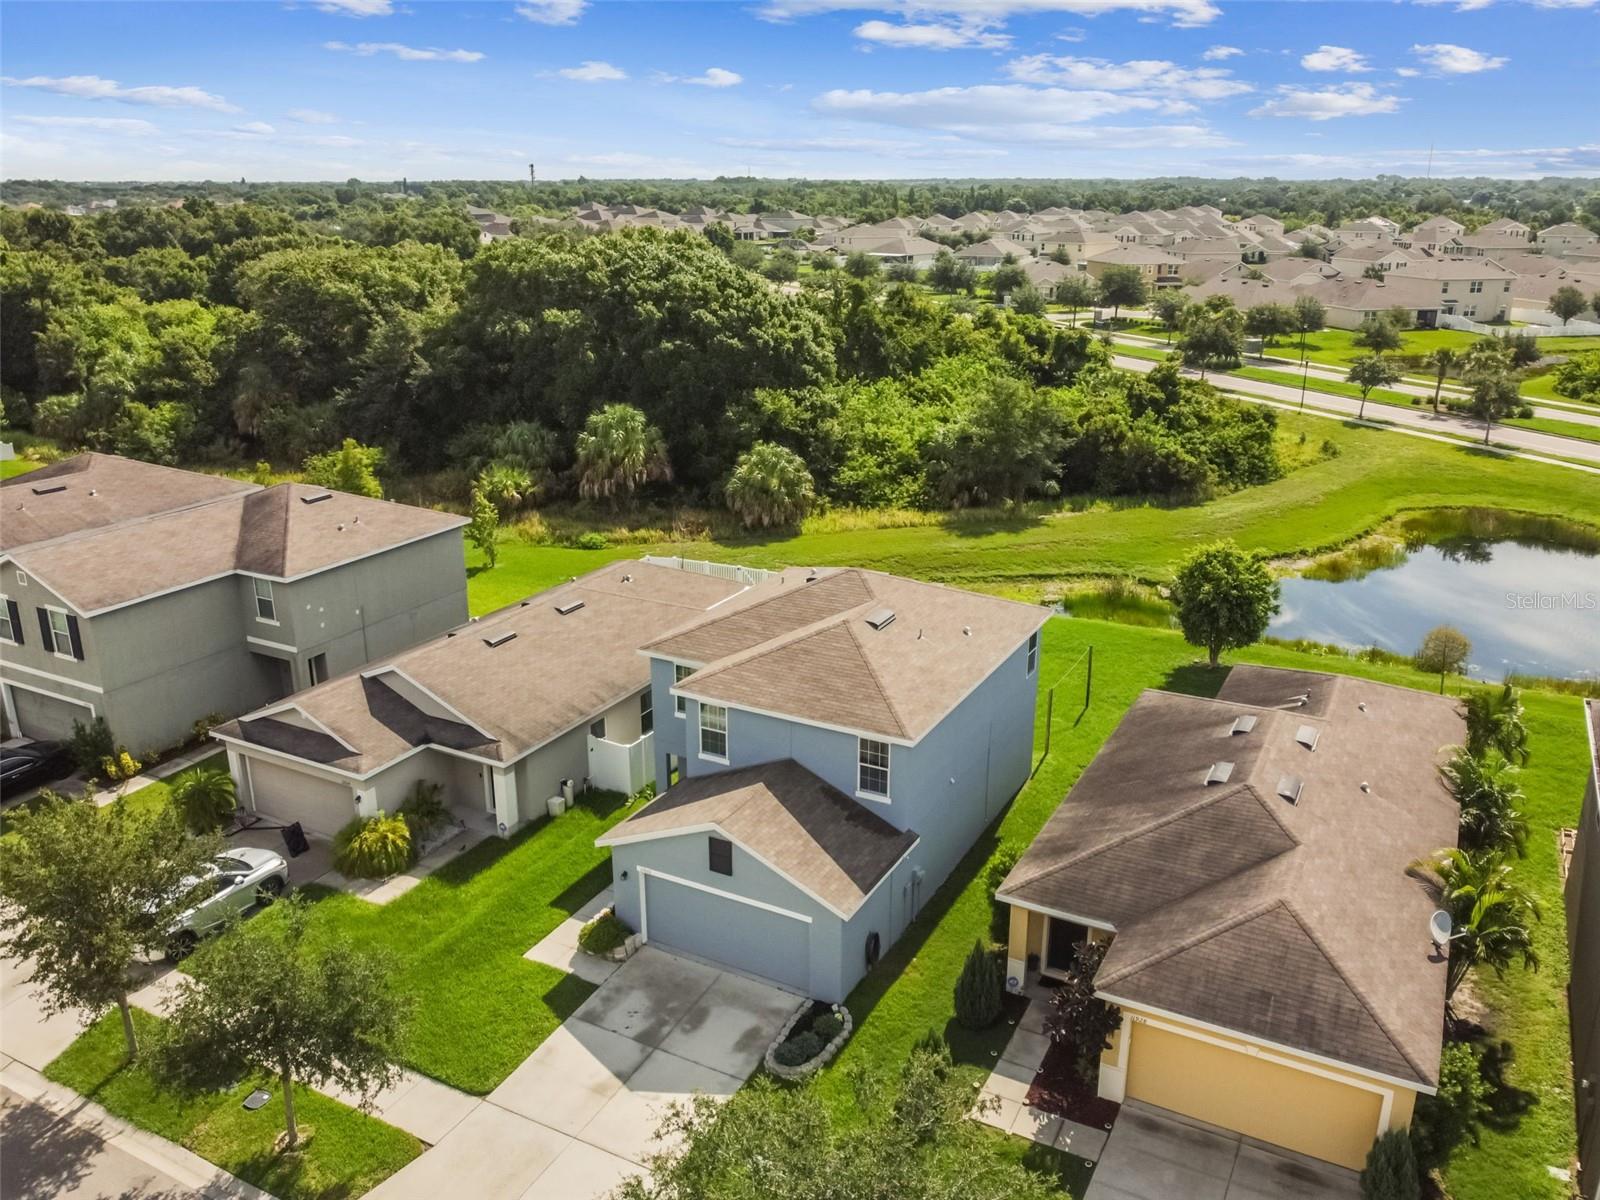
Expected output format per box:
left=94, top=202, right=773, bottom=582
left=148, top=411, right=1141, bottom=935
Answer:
left=1275, top=899, right=1434, bottom=1085
left=842, top=617, right=908, bottom=741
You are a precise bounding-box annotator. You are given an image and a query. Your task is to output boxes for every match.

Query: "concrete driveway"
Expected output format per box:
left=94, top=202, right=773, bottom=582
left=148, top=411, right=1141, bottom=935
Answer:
left=366, top=946, right=801, bottom=1200
left=1085, top=1102, right=1360, bottom=1200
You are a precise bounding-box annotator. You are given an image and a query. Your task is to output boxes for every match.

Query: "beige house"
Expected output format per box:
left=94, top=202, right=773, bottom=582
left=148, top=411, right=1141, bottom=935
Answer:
left=1386, top=257, right=1515, bottom=321
left=1539, top=222, right=1600, bottom=256
left=1402, top=216, right=1465, bottom=255
left=1330, top=241, right=1413, bottom=277
left=1086, top=244, right=1184, bottom=285
left=997, top=666, right=1461, bottom=1171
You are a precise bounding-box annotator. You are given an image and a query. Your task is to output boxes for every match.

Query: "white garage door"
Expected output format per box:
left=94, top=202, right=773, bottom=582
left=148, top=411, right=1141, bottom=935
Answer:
left=8, top=685, right=94, bottom=742
left=244, top=757, right=353, bottom=838
left=642, top=871, right=812, bottom=994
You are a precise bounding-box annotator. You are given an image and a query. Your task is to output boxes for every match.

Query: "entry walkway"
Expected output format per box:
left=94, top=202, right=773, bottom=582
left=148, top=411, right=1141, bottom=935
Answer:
left=365, top=945, right=801, bottom=1200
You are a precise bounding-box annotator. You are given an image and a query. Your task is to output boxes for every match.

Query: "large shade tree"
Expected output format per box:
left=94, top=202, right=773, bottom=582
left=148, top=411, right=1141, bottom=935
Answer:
left=1171, top=540, right=1280, bottom=668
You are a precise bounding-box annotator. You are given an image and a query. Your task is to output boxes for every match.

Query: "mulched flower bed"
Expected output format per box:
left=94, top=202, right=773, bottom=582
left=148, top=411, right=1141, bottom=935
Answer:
left=1024, top=1032, right=1122, bottom=1130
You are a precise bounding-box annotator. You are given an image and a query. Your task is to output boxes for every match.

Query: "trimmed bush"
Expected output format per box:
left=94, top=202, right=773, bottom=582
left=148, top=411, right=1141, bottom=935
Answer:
left=332, top=812, right=413, bottom=879
left=773, top=1031, right=823, bottom=1068
left=68, top=716, right=115, bottom=777
left=399, top=779, right=449, bottom=846
left=953, top=939, right=1003, bottom=1031
left=1412, top=1041, right=1491, bottom=1170
left=986, top=843, right=1023, bottom=942
left=1360, top=1129, right=1420, bottom=1200
left=812, top=1012, right=844, bottom=1042
left=578, top=911, right=631, bottom=956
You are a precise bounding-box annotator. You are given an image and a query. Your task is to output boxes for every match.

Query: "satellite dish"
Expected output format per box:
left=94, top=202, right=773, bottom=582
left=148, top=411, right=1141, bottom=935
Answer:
left=1429, top=910, right=1453, bottom=949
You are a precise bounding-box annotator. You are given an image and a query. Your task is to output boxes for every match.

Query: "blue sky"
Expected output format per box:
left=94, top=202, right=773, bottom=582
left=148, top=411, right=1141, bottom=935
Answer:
left=2, top=0, right=1596, bottom=181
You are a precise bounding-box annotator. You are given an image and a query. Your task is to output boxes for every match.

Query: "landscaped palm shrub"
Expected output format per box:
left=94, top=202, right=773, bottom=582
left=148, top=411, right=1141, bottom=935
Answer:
left=1409, top=847, right=1540, bottom=1004
left=1359, top=1128, right=1420, bottom=1200
left=953, top=939, right=1002, bottom=1030
left=333, top=812, right=412, bottom=879
left=1441, top=749, right=1529, bottom=857
left=724, top=441, right=815, bottom=530
left=1465, top=683, right=1530, bottom=765
left=1043, top=938, right=1121, bottom=1082
left=168, top=765, right=238, bottom=834
left=398, top=780, right=449, bottom=847
left=577, top=911, right=631, bottom=956
left=576, top=404, right=672, bottom=504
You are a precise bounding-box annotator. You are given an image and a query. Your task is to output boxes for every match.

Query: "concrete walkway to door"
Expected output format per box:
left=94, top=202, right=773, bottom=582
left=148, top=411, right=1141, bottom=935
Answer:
left=365, top=945, right=802, bottom=1200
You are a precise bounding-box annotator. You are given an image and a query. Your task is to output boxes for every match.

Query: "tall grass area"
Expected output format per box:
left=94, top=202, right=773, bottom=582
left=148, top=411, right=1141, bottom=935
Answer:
left=803, top=618, right=1585, bottom=1199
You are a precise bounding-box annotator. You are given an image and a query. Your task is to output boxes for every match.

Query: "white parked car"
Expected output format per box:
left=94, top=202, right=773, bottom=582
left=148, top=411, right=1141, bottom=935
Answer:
left=165, top=847, right=290, bottom=961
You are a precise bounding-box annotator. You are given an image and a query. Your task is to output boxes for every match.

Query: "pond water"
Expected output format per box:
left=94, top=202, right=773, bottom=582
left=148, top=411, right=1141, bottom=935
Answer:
left=1269, top=540, right=1600, bottom=681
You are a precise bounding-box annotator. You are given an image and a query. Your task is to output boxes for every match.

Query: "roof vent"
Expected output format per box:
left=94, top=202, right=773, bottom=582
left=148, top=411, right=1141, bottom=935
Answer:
left=1230, top=715, right=1258, bottom=736
left=1295, top=725, right=1320, bottom=751
left=962, top=625, right=971, bottom=637
left=483, top=631, right=518, bottom=648
left=554, top=599, right=586, bottom=616
left=864, top=607, right=896, bottom=631
left=301, top=492, right=333, bottom=505
left=1205, top=761, right=1235, bottom=786
left=1276, top=775, right=1304, bottom=805
left=1287, top=692, right=1310, bottom=708
left=30, top=484, right=67, bottom=496
left=621, top=574, right=632, bottom=583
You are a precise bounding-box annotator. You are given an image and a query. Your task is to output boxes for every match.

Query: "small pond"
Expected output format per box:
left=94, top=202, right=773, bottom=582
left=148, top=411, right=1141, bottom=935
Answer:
left=1269, top=539, right=1599, bottom=681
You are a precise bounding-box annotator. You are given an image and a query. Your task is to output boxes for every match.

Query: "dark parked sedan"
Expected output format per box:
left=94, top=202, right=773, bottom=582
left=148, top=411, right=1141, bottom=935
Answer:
left=0, top=742, right=76, bottom=797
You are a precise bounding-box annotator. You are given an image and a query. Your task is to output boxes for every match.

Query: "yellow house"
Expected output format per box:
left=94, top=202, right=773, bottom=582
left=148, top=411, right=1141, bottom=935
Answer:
left=997, top=666, right=1463, bottom=1171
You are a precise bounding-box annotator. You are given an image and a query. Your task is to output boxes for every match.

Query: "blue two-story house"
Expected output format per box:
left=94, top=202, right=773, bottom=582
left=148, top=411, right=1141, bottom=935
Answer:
left=597, top=567, right=1048, bottom=1001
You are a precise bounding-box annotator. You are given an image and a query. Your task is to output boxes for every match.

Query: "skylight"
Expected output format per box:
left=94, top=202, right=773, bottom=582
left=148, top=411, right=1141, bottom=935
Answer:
left=1295, top=725, right=1320, bottom=750
left=1205, top=761, right=1235, bottom=785
left=1277, top=775, right=1304, bottom=805
left=1230, top=715, right=1258, bottom=735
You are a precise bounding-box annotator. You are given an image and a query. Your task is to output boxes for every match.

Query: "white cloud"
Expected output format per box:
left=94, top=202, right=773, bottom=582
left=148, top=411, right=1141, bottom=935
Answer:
left=12, top=114, right=158, bottom=133
left=718, top=134, right=1011, bottom=158
left=1410, top=43, right=1507, bottom=73
left=1395, top=67, right=1421, bottom=77
left=323, top=41, right=484, bottom=63
left=1299, top=45, right=1370, bottom=72
left=315, top=0, right=394, bottom=15
left=685, top=67, right=743, bottom=87
left=761, top=0, right=1220, bottom=30
left=0, top=74, right=238, bottom=112
left=515, top=0, right=587, bottom=25
left=232, top=121, right=276, bottom=135
left=558, top=60, right=627, bottom=82
left=1249, top=82, right=1402, bottom=120
left=1057, top=26, right=1088, bottom=41
left=1003, top=54, right=1252, bottom=100
left=1202, top=44, right=1242, bottom=60
left=287, top=108, right=338, bottom=124
left=853, top=19, right=1012, bottom=49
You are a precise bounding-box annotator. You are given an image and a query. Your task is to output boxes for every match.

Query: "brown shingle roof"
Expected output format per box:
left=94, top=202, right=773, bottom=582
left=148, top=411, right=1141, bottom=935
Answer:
left=999, top=666, right=1462, bottom=1087
left=3, top=456, right=464, bottom=613
left=598, top=759, right=917, bottom=916
left=651, top=568, right=1049, bottom=743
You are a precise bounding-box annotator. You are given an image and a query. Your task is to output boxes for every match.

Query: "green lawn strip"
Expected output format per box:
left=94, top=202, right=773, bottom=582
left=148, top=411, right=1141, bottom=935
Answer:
left=466, top=418, right=1600, bottom=600
left=187, top=789, right=633, bottom=1094
left=1, top=458, right=41, bottom=480
left=1109, top=342, right=1172, bottom=363
left=806, top=619, right=1583, bottom=1199
left=45, top=1009, right=421, bottom=1200
left=0, top=752, right=226, bottom=836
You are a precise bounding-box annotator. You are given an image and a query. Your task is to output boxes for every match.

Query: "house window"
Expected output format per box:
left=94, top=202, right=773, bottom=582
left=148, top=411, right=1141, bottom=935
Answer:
left=45, top=608, right=73, bottom=657
left=590, top=717, right=607, bottom=740
left=858, top=739, right=890, bottom=797
left=699, top=703, right=728, bottom=761
left=1441, top=283, right=1450, bottom=294
left=639, top=689, right=653, bottom=735
left=708, top=836, right=733, bottom=876
left=674, top=663, right=692, bottom=715
left=0, top=598, right=13, bottom=644
left=253, top=578, right=277, bottom=623
left=1469, top=280, right=1483, bottom=294
left=308, top=653, right=328, bottom=685
left=1026, top=631, right=1039, bottom=676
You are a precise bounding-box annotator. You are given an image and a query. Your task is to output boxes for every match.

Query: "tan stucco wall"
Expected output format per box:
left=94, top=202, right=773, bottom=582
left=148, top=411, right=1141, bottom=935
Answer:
left=1121, top=1013, right=1417, bottom=1170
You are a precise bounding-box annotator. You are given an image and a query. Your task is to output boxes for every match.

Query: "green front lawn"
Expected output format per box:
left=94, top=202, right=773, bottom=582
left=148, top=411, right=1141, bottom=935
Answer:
left=186, top=787, right=633, bottom=1094
left=808, top=618, right=1584, bottom=1199
left=46, top=1009, right=421, bottom=1200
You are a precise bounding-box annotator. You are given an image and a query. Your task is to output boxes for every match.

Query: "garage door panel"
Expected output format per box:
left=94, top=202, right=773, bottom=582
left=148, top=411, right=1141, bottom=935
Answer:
left=1124, top=1019, right=1384, bottom=1170
left=9, top=686, right=93, bottom=742
left=245, top=758, right=352, bottom=839
left=643, top=873, right=811, bottom=995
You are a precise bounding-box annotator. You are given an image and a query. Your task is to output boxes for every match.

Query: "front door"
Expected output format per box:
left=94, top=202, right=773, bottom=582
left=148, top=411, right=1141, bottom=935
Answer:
left=1045, top=917, right=1089, bottom=976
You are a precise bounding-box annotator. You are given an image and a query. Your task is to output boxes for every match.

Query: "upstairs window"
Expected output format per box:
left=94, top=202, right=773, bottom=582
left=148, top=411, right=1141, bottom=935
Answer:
left=708, top=836, right=733, bottom=876
left=0, top=598, right=14, bottom=644
left=640, top=689, right=653, bottom=735
left=858, top=738, right=890, bottom=797
left=699, top=703, right=728, bottom=761
left=45, top=608, right=73, bottom=657
left=1026, top=631, right=1039, bottom=676
left=674, top=663, right=692, bottom=715
left=253, top=578, right=277, bottom=623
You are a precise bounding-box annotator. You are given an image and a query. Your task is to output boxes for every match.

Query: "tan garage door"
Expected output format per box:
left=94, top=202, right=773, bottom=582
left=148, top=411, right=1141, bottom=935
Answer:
left=8, top=685, right=94, bottom=742
left=244, top=757, right=353, bottom=839
left=1123, top=1018, right=1387, bottom=1170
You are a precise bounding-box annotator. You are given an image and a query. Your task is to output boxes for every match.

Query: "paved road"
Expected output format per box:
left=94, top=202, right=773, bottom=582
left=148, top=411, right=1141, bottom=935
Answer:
left=1110, top=353, right=1600, bottom=466
left=1, top=1086, right=204, bottom=1200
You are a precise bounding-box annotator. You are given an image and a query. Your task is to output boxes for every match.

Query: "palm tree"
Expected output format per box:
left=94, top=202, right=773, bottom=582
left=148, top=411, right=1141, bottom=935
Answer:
left=575, top=404, right=672, bottom=505
left=1426, top=347, right=1456, bottom=415
left=474, top=461, right=534, bottom=514
left=1465, top=683, right=1530, bottom=765
left=724, top=442, right=816, bottom=530
left=169, top=766, right=238, bottom=834
left=1410, top=847, right=1540, bottom=1003
left=1441, top=748, right=1528, bottom=857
